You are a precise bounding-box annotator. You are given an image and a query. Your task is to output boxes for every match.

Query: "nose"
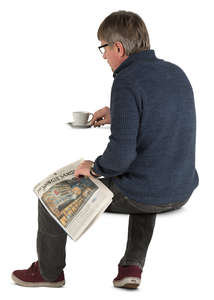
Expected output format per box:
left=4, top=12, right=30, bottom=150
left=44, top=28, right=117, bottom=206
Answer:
left=103, top=52, right=107, bottom=59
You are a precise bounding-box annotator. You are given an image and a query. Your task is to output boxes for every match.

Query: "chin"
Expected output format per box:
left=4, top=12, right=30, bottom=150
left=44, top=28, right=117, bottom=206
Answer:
left=108, top=63, right=115, bottom=72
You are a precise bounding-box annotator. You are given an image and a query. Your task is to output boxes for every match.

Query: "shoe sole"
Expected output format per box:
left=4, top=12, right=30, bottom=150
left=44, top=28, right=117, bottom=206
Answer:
left=113, top=277, right=141, bottom=289
left=11, top=274, right=65, bottom=288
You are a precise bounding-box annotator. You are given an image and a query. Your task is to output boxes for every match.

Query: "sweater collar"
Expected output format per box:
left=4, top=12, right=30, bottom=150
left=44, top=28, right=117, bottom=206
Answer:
left=113, top=49, right=157, bottom=78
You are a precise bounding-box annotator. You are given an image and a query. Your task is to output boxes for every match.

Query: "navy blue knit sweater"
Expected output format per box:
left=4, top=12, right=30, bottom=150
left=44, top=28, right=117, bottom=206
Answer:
left=93, top=50, right=199, bottom=205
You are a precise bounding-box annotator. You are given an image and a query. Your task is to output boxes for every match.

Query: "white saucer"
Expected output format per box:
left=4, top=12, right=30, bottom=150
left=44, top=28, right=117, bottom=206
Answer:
left=67, top=122, right=91, bottom=129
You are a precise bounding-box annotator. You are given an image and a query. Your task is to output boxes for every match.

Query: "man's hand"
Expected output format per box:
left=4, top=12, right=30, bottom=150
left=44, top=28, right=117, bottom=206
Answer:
left=74, top=160, right=94, bottom=178
left=90, top=106, right=111, bottom=127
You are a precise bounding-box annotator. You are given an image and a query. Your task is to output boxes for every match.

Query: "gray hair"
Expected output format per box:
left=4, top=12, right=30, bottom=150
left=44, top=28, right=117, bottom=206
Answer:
left=97, top=11, right=150, bottom=56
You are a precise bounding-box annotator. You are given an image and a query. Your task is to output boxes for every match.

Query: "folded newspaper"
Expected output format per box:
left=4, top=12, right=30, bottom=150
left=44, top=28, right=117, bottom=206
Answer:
left=33, top=159, right=113, bottom=241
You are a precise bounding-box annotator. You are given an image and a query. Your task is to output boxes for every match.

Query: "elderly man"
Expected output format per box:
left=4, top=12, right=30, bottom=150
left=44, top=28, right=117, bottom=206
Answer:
left=12, top=10, right=199, bottom=289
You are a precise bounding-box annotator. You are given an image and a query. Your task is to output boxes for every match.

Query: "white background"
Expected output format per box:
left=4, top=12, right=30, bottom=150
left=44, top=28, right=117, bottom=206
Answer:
left=0, top=0, right=213, bottom=299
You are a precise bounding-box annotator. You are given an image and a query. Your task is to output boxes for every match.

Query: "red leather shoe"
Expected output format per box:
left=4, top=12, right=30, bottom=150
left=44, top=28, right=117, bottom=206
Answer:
left=11, top=261, right=65, bottom=287
left=113, top=265, right=142, bottom=289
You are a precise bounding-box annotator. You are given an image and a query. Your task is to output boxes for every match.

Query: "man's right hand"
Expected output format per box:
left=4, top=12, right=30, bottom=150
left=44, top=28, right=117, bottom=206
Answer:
left=90, top=106, right=111, bottom=127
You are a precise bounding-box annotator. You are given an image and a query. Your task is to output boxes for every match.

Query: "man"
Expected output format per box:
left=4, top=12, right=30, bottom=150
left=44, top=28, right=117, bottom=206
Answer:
left=12, top=11, right=199, bottom=289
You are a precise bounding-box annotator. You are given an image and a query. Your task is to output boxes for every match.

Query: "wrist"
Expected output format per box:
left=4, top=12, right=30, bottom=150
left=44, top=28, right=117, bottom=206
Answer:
left=90, top=163, right=100, bottom=178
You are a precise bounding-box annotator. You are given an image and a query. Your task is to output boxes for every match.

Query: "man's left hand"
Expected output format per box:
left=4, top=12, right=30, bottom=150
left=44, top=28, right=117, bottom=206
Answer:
left=74, top=160, right=94, bottom=178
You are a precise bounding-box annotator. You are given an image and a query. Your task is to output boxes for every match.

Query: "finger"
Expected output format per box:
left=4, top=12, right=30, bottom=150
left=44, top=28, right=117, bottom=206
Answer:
left=92, top=118, right=103, bottom=127
left=96, top=119, right=106, bottom=126
left=74, top=165, right=84, bottom=176
left=92, top=120, right=101, bottom=127
left=91, top=112, right=102, bottom=124
left=90, top=116, right=96, bottom=125
left=74, top=167, right=80, bottom=176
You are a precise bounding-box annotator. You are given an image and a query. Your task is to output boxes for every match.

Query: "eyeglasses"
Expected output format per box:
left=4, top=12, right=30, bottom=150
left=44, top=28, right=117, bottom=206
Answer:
left=98, top=43, right=109, bottom=55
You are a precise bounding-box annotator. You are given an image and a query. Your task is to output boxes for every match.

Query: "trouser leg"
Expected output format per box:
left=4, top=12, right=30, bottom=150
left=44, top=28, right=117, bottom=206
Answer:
left=101, top=177, right=157, bottom=270
left=37, top=200, right=67, bottom=281
left=119, top=213, right=156, bottom=269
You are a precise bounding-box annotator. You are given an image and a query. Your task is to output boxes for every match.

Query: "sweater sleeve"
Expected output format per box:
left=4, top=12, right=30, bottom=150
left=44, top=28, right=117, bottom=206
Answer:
left=93, top=84, right=140, bottom=178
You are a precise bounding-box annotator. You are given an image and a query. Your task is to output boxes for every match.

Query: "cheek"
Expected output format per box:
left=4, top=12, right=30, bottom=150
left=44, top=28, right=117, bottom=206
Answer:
left=109, top=55, right=116, bottom=65
left=112, top=57, right=119, bottom=69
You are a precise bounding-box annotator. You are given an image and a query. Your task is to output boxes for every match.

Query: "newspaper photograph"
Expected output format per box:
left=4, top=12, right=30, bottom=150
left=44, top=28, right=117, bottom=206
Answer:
left=33, top=159, right=113, bottom=241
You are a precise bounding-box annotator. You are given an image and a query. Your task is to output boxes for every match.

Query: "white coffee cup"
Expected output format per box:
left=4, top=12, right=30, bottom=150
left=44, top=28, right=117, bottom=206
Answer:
left=72, top=111, right=94, bottom=126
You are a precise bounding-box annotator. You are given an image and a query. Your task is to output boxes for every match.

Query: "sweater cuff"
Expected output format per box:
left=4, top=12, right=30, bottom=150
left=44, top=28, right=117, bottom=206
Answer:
left=90, top=168, right=100, bottom=178
left=93, top=155, right=116, bottom=178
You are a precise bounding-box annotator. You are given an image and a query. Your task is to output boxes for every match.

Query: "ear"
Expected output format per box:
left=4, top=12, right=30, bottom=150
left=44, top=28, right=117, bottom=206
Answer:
left=115, top=42, right=125, bottom=57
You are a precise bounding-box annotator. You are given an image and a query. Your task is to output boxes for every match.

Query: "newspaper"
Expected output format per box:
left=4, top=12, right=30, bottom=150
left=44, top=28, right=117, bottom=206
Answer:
left=34, top=159, right=113, bottom=241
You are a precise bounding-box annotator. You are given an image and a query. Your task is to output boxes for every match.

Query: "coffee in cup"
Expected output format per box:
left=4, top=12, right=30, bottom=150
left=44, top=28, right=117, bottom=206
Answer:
left=72, top=111, right=94, bottom=126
